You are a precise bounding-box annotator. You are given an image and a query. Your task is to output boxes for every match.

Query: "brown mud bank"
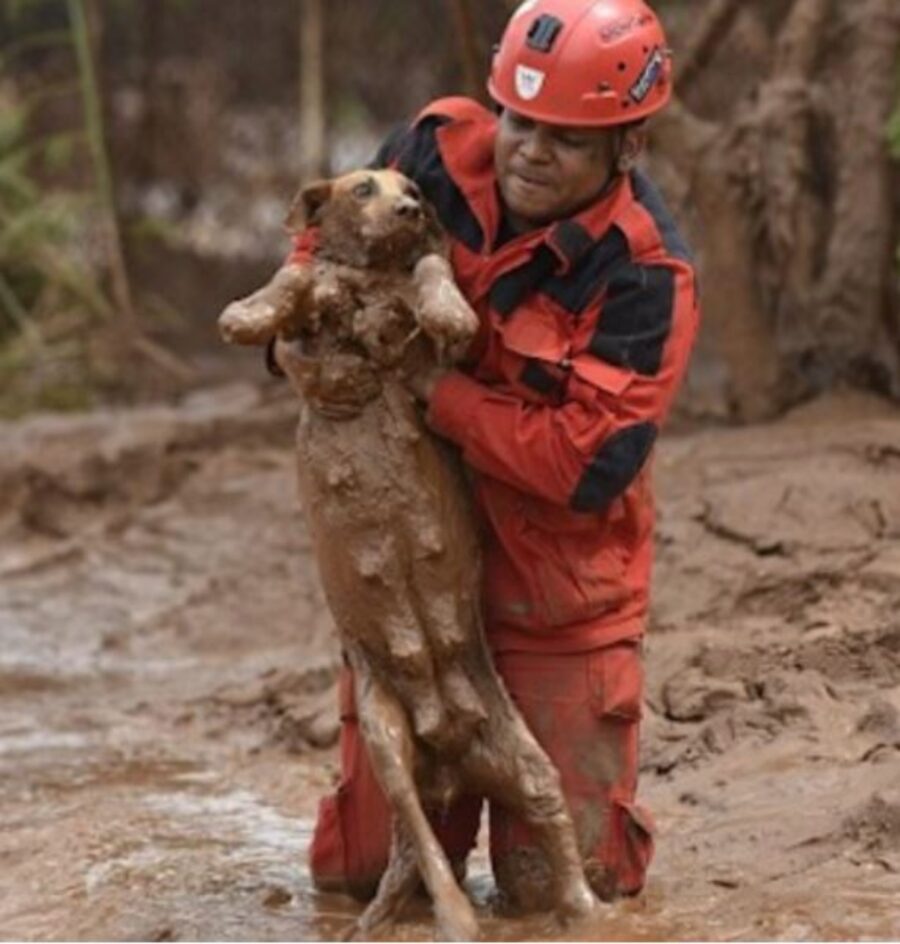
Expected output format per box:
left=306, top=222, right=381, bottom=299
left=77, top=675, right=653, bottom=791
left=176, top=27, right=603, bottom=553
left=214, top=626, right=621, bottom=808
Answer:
left=0, top=385, right=898, bottom=941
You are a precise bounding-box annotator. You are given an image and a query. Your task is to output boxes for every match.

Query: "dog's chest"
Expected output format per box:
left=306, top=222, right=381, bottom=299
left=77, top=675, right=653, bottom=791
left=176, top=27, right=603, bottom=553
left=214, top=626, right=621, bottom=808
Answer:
left=310, top=262, right=420, bottom=366
left=286, top=262, right=432, bottom=412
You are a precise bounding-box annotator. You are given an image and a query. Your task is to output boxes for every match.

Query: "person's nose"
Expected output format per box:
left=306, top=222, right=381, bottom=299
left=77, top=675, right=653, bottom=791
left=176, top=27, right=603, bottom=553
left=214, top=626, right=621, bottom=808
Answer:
left=518, top=127, right=552, bottom=164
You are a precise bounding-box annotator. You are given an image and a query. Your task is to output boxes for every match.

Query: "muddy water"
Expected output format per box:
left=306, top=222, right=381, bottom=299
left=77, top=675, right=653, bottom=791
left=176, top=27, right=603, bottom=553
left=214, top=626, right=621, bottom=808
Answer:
left=1, top=386, right=899, bottom=940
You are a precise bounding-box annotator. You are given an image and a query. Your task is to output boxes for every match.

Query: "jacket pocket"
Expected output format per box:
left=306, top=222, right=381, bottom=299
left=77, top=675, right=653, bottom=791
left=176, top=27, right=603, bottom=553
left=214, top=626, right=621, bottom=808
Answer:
left=495, top=296, right=571, bottom=363
left=569, top=353, right=635, bottom=397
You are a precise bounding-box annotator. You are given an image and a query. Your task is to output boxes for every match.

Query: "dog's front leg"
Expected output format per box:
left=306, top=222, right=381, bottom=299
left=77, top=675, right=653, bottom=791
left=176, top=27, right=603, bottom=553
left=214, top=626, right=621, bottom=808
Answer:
left=218, top=263, right=316, bottom=345
left=349, top=649, right=479, bottom=942
left=412, top=255, right=479, bottom=362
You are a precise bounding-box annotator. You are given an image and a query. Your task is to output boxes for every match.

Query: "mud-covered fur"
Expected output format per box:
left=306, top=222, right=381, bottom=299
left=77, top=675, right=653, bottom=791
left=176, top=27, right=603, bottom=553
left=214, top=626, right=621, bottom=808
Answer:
left=218, top=170, right=472, bottom=357
left=218, top=169, right=599, bottom=940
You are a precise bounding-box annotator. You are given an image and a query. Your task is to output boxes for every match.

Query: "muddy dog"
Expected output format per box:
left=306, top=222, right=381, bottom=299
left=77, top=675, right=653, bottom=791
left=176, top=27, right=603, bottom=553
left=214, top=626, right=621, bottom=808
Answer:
left=218, top=169, right=600, bottom=940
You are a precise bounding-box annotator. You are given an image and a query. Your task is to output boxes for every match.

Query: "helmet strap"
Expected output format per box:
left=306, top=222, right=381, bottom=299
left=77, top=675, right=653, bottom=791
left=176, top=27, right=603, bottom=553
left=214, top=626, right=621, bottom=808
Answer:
left=594, top=126, right=630, bottom=197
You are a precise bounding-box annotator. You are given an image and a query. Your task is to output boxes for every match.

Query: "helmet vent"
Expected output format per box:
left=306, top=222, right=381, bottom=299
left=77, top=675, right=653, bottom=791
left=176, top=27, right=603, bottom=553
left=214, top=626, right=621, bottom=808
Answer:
left=526, top=14, right=563, bottom=53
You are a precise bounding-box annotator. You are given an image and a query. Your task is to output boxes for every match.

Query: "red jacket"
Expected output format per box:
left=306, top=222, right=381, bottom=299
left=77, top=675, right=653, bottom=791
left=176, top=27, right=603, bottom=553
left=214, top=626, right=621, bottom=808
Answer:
left=296, top=97, right=699, bottom=654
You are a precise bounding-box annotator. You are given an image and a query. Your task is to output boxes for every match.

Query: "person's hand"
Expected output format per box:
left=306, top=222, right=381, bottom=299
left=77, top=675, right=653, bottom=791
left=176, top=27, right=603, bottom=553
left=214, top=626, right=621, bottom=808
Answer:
left=405, top=365, right=450, bottom=404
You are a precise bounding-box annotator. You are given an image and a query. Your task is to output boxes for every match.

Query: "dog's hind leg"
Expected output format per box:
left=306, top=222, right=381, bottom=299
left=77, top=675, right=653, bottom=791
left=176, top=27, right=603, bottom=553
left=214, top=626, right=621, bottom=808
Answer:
left=349, top=650, right=479, bottom=942
left=335, top=529, right=449, bottom=747
left=373, top=608, right=449, bottom=749
left=353, top=820, right=419, bottom=940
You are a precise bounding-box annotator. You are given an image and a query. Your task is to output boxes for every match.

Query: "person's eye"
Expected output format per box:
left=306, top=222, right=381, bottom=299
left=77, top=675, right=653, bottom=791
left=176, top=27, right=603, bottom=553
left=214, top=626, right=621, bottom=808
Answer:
left=352, top=178, right=376, bottom=199
left=558, top=135, right=590, bottom=149
left=506, top=112, right=532, bottom=132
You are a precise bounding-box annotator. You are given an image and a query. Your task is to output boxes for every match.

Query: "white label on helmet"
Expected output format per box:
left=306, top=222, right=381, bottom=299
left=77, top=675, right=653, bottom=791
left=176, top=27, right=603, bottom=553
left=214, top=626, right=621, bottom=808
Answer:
left=511, top=0, right=540, bottom=20
left=515, top=65, right=546, bottom=100
left=630, top=47, right=664, bottom=103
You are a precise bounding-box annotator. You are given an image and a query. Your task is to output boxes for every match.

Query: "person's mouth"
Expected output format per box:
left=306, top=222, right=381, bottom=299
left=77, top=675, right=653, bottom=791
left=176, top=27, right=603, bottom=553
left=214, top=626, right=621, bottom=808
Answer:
left=510, top=169, right=553, bottom=191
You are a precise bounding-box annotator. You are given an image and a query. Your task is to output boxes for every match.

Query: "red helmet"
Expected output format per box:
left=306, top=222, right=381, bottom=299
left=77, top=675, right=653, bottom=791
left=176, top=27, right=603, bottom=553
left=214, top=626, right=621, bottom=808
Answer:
left=488, top=0, right=673, bottom=127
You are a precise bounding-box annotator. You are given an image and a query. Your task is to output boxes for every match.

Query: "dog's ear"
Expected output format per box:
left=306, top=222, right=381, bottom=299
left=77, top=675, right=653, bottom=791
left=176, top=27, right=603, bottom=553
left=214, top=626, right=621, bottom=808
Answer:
left=284, top=179, right=333, bottom=232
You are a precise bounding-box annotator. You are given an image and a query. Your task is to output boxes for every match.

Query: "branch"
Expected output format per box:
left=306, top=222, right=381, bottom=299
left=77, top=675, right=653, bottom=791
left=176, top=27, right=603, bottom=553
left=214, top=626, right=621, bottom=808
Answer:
left=446, top=0, right=487, bottom=103
left=676, top=0, right=742, bottom=98
left=773, top=0, right=830, bottom=79
left=67, top=0, right=136, bottom=327
left=299, top=0, right=326, bottom=181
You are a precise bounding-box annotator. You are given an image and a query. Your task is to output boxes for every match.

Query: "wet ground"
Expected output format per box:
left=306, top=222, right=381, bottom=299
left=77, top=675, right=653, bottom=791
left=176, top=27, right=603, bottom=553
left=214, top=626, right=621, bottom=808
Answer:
left=1, top=384, right=898, bottom=941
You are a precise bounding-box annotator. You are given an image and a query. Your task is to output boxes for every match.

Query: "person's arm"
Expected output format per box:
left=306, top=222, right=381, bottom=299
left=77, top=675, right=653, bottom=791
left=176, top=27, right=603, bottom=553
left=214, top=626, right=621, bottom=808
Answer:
left=286, top=223, right=320, bottom=267
left=425, top=262, right=699, bottom=512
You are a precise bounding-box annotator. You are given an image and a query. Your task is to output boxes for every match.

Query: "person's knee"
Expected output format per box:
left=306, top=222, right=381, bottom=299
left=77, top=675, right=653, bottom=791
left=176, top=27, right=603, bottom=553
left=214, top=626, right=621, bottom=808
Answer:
left=312, top=868, right=381, bottom=902
left=493, top=846, right=556, bottom=914
left=309, top=786, right=481, bottom=903
left=493, top=841, right=649, bottom=913
left=309, top=791, right=387, bottom=901
left=492, top=796, right=655, bottom=912
left=600, top=798, right=655, bottom=897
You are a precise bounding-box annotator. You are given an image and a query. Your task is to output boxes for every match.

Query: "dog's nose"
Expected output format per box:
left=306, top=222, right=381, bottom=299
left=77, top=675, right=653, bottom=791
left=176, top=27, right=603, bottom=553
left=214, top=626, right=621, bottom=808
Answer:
left=394, top=196, right=421, bottom=219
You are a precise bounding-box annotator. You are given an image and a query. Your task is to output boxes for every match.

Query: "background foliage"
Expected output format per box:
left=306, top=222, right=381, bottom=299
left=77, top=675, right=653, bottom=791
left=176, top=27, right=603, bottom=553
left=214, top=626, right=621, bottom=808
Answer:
left=1, top=0, right=898, bottom=418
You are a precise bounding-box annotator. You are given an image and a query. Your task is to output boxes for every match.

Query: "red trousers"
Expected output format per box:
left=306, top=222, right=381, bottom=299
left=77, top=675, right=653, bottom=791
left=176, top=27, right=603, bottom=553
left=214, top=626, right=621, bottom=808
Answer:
left=309, top=641, right=654, bottom=906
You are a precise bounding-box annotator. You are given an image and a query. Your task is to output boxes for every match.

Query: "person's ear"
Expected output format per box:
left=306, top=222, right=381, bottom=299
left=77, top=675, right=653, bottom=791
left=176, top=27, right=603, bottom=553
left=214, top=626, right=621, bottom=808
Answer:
left=616, top=126, right=647, bottom=174
left=284, top=179, right=333, bottom=231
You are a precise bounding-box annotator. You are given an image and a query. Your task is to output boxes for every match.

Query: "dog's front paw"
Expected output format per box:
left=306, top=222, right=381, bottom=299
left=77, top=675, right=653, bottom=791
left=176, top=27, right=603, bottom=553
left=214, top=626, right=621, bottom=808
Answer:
left=413, top=255, right=479, bottom=357
left=219, top=263, right=315, bottom=346
left=218, top=299, right=279, bottom=345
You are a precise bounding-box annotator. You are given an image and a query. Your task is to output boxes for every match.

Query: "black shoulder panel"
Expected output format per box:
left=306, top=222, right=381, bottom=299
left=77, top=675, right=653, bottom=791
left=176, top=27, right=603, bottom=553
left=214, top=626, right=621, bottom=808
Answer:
left=589, top=263, right=675, bottom=376
left=520, top=358, right=564, bottom=398
left=367, top=123, right=410, bottom=170
left=386, top=116, right=484, bottom=253
left=631, top=170, right=693, bottom=263
left=570, top=421, right=658, bottom=513
left=541, top=226, right=630, bottom=314
left=490, top=245, right=558, bottom=316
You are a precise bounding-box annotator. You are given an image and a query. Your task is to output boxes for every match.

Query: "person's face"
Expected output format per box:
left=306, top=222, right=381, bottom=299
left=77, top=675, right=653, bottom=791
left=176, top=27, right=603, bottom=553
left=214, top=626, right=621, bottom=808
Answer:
left=494, top=109, right=623, bottom=230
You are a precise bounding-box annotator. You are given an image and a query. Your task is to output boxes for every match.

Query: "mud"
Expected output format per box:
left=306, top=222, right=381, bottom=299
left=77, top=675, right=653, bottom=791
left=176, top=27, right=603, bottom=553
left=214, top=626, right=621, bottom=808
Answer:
left=1, top=387, right=899, bottom=940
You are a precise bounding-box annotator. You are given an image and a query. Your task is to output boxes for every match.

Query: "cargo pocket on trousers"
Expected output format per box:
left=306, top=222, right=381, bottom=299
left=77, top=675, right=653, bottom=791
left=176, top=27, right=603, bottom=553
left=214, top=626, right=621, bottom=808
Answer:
left=309, top=792, right=348, bottom=892
left=310, top=667, right=353, bottom=894
left=311, top=665, right=377, bottom=899
left=587, top=641, right=644, bottom=721
left=610, top=798, right=655, bottom=896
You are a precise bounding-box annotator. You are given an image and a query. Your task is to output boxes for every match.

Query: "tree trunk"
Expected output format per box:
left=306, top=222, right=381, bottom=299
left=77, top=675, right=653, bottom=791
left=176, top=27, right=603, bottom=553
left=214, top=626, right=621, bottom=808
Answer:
left=813, top=0, right=900, bottom=394
left=68, top=0, right=136, bottom=328
left=676, top=0, right=742, bottom=96
left=653, top=0, right=900, bottom=419
left=299, top=0, right=326, bottom=182
left=446, top=0, right=487, bottom=103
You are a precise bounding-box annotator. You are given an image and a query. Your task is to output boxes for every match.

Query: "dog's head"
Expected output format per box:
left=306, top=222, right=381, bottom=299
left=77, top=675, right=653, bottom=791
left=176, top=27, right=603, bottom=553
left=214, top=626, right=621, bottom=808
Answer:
left=285, top=169, right=443, bottom=269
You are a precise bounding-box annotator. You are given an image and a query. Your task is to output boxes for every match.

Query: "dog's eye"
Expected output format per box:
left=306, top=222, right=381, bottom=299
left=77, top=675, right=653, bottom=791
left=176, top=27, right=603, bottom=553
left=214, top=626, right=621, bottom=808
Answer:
left=404, top=182, right=421, bottom=200
left=352, top=179, right=376, bottom=199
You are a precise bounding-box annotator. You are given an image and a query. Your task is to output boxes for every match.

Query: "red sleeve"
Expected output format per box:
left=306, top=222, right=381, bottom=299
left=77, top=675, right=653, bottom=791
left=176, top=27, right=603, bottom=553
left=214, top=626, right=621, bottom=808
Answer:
left=427, top=262, right=699, bottom=511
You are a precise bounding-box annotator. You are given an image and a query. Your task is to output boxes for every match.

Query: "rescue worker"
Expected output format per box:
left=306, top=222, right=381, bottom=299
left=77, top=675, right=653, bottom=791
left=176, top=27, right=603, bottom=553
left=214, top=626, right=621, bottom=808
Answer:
left=296, top=0, right=699, bottom=910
